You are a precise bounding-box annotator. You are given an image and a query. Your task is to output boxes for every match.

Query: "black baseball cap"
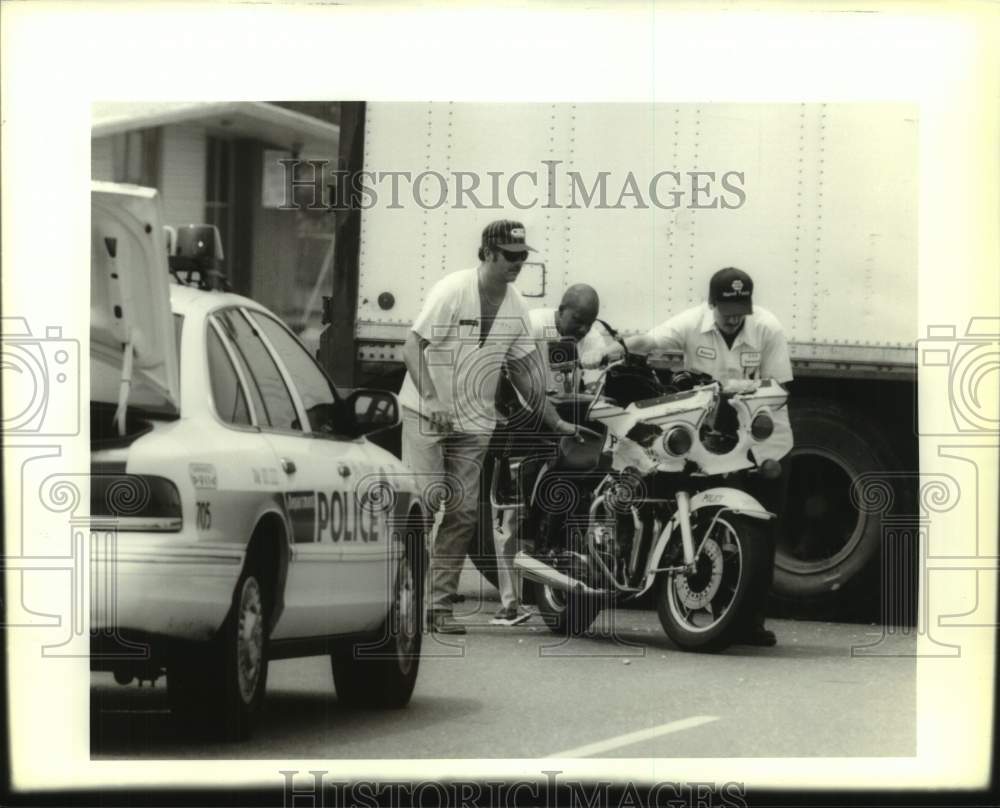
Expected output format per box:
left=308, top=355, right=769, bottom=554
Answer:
left=709, top=267, right=754, bottom=315
left=481, top=220, right=537, bottom=252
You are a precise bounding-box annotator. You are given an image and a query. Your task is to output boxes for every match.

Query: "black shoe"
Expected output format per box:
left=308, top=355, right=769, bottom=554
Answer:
left=431, top=612, right=467, bottom=635
left=737, top=626, right=777, bottom=647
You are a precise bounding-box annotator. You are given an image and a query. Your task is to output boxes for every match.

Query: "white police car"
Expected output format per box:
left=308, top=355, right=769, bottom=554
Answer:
left=90, top=182, right=426, bottom=740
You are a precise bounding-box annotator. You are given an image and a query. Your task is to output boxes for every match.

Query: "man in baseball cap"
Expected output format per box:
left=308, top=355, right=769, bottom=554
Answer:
left=398, top=217, right=578, bottom=635
left=602, top=266, right=794, bottom=647
left=709, top=266, right=753, bottom=313
left=479, top=219, right=537, bottom=256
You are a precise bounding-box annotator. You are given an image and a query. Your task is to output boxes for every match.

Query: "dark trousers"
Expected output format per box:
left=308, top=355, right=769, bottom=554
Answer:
left=742, top=455, right=791, bottom=626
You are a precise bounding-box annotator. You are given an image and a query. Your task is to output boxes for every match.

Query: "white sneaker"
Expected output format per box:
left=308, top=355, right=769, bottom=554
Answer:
left=491, top=606, right=531, bottom=626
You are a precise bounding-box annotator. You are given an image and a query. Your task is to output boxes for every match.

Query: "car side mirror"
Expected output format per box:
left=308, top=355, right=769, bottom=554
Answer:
left=346, top=389, right=400, bottom=436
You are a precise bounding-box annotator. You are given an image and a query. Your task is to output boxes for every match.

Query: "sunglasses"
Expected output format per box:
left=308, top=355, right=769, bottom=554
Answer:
left=499, top=248, right=529, bottom=263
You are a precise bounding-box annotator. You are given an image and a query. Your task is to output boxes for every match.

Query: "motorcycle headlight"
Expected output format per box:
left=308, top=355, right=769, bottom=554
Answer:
left=662, top=426, right=693, bottom=456
left=751, top=412, right=774, bottom=440
left=758, top=458, right=782, bottom=479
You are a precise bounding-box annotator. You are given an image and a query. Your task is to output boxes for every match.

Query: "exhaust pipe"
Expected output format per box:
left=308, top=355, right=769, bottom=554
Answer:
left=514, top=552, right=604, bottom=596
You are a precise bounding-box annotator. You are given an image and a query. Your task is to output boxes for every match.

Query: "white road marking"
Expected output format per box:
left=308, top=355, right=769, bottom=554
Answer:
left=545, top=715, right=719, bottom=758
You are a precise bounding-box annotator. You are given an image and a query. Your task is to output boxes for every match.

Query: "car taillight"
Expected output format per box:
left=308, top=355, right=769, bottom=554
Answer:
left=90, top=474, right=182, bottom=532
left=662, top=426, right=693, bottom=456
left=751, top=412, right=774, bottom=440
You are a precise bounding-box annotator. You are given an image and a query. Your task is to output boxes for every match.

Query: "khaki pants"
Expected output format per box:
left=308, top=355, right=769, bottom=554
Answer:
left=401, top=407, right=492, bottom=613
left=493, top=504, right=521, bottom=610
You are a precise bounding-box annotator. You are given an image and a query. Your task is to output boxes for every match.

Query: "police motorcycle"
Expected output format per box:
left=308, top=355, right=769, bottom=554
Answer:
left=498, top=325, right=790, bottom=652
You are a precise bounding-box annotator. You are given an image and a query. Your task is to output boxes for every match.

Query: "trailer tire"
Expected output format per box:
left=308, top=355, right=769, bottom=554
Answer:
left=776, top=399, right=899, bottom=601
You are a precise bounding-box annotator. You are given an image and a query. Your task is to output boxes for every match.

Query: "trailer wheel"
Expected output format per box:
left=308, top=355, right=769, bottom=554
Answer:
left=776, top=399, right=899, bottom=601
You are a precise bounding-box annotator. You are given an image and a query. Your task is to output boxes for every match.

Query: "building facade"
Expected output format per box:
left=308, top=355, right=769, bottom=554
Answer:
left=91, top=102, right=340, bottom=355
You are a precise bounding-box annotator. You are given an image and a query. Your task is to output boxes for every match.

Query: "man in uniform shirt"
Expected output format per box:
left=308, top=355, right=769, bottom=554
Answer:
left=399, top=220, right=579, bottom=635
left=605, top=267, right=793, bottom=646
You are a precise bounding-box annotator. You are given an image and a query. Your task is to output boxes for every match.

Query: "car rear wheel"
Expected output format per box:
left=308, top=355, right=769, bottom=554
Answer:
left=331, top=530, right=423, bottom=708
left=168, top=567, right=269, bottom=741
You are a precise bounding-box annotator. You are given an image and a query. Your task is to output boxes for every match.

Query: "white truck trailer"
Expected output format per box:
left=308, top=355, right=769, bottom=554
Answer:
left=320, top=102, right=918, bottom=606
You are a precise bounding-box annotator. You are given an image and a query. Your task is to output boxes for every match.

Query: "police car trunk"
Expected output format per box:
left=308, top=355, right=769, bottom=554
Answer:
left=91, top=181, right=181, bottom=504
left=90, top=183, right=217, bottom=666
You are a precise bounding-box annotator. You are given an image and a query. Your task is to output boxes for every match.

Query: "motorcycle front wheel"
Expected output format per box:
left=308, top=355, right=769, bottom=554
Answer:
left=655, top=511, right=770, bottom=653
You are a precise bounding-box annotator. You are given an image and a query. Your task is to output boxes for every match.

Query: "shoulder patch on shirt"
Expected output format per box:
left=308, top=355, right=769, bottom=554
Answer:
left=696, top=346, right=717, bottom=360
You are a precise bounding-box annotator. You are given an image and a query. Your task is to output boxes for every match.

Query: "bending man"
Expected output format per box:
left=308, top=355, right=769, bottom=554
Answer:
left=399, top=220, right=579, bottom=635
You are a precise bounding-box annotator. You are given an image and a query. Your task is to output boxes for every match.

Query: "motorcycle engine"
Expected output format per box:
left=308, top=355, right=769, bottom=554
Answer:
left=587, top=476, right=644, bottom=586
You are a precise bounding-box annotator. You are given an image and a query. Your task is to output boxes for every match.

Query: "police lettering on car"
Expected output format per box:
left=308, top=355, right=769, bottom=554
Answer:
left=315, top=490, right=381, bottom=543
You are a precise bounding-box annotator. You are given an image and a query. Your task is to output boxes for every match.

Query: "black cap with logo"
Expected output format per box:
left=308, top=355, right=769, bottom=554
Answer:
left=481, top=220, right=537, bottom=252
left=708, top=267, right=754, bottom=315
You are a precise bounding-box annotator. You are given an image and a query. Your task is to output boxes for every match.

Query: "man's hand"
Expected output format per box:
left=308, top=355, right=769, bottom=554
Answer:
left=553, top=419, right=577, bottom=437
left=721, top=378, right=759, bottom=395
left=587, top=343, right=624, bottom=369
left=423, top=400, right=454, bottom=433
left=403, top=330, right=452, bottom=431
left=556, top=421, right=603, bottom=444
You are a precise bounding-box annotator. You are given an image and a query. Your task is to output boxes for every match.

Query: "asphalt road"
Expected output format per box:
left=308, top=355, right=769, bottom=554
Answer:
left=91, top=573, right=916, bottom=760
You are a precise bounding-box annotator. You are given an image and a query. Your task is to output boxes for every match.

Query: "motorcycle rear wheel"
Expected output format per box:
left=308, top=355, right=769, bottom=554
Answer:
left=655, top=511, right=770, bottom=653
left=527, top=579, right=603, bottom=636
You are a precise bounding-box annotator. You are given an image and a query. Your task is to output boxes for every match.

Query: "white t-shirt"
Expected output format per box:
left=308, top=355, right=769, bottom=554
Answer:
left=398, top=268, right=537, bottom=433
left=527, top=307, right=609, bottom=394
left=647, top=303, right=794, bottom=460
